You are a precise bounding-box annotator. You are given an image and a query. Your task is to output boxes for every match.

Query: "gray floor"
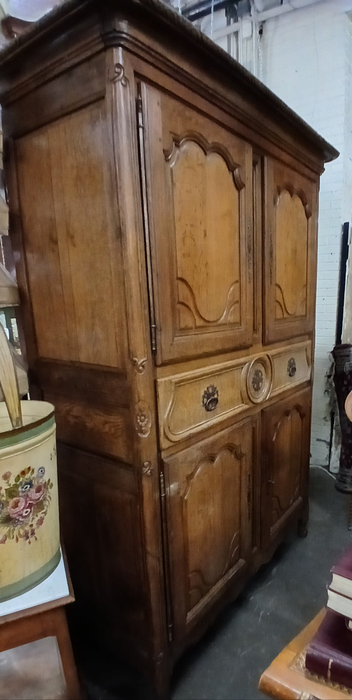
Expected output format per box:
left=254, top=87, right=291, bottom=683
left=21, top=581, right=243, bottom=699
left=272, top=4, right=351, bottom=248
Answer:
left=80, top=467, right=352, bottom=700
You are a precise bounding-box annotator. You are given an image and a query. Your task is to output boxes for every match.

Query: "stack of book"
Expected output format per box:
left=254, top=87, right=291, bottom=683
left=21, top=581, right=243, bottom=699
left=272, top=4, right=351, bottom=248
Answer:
left=305, top=544, right=352, bottom=687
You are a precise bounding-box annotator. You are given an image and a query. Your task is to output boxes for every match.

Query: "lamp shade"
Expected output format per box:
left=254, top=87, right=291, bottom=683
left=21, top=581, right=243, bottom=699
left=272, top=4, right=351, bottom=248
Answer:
left=0, top=263, right=19, bottom=307
left=0, top=194, right=8, bottom=237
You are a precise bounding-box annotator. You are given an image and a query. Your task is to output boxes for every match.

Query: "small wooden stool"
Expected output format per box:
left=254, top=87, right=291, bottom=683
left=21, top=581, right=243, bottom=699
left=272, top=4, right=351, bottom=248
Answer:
left=0, top=550, right=81, bottom=700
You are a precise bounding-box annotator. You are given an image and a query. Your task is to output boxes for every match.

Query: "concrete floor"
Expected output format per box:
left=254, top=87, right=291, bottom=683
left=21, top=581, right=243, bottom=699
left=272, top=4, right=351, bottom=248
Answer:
left=79, top=466, right=352, bottom=700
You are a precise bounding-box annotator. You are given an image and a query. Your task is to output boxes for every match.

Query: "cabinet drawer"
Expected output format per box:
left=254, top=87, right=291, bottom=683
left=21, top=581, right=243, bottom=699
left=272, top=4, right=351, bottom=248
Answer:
left=271, top=341, right=311, bottom=397
left=157, top=341, right=312, bottom=449
left=157, top=360, right=248, bottom=449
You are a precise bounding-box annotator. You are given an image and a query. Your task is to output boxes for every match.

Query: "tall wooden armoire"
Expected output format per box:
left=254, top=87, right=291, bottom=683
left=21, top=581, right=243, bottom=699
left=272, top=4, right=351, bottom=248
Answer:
left=0, top=1, right=338, bottom=696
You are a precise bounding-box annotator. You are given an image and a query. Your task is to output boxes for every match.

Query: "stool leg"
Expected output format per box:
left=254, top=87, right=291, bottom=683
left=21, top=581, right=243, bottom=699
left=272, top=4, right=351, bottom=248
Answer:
left=54, top=607, right=83, bottom=700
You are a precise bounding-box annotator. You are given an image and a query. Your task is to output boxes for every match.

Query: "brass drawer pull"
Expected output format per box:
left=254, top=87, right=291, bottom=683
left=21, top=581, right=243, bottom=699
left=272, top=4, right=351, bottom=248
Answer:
left=202, top=385, right=219, bottom=412
left=287, top=358, right=297, bottom=377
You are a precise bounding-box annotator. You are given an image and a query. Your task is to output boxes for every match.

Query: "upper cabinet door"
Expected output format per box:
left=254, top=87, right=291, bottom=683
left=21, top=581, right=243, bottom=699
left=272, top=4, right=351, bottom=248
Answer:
left=263, top=159, right=318, bottom=344
left=140, top=83, right=253, bottom=365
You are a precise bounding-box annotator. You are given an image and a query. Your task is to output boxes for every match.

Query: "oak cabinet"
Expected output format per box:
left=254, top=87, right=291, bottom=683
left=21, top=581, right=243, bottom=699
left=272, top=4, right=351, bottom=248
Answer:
left=0, top=1, right=337, bottom=697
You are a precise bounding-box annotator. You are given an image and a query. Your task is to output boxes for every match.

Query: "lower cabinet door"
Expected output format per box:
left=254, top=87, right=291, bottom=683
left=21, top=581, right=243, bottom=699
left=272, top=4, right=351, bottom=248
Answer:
left=262, top=387, right=312, bottom=543
left=162, top=418, right=253, bottom=645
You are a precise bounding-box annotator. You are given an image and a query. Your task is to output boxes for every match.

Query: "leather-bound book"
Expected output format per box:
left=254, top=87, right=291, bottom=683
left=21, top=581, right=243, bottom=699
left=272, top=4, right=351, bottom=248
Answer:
left=330, top=544, right=352, bottom=598
left=305, top=610, right=352, bottom=688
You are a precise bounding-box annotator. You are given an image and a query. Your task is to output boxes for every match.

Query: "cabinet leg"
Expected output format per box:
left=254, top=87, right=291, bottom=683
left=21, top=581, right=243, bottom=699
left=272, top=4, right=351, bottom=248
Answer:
left=297, top=500, right=309, bottom=538
left=150, top=652, right=171, bottom=700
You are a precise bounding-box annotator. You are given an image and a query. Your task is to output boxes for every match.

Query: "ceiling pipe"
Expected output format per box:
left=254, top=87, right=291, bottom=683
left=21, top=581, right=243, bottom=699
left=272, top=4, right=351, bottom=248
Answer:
left=182, top=0, right=233, bottom=21
left=211, top=0, right=324, bottom=40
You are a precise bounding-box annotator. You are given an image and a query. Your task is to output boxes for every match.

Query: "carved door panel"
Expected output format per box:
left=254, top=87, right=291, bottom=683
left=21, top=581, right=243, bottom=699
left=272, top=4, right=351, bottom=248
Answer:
left=163, top=418, right=253, bottom=644
left=139, top=82, right=253, bottom=364
left=262, top=388, right=311, bottom=543
left=263, top=158, right=318, bottom=344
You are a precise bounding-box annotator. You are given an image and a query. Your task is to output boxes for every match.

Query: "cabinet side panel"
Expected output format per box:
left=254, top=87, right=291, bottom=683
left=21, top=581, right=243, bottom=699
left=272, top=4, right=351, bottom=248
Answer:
left=58, top=444, right=148, bottom=660
left=6, top=76, right=150, bottom=666
left=15, top=100, right=127, bottom=368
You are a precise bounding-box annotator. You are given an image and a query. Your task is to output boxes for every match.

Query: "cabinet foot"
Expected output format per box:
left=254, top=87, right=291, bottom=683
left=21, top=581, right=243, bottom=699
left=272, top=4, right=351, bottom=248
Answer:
left=297, top=501, right=309, bottom=538
left=150, top=653, right=171, bottom=700
left=297, top=521, right=308, bottom=538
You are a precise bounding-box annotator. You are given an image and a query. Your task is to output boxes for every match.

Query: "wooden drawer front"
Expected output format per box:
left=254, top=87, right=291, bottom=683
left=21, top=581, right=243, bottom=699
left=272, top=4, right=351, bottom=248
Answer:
left=157, top=360, right=248, bottom=448
left=271, top=341, right=311, bottom=397
left=157, top=342, right=312, bottom=449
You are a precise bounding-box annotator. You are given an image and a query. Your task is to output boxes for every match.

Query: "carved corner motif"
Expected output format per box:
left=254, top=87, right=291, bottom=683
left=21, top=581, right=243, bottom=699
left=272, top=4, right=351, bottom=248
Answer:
left=183, top=443, right=245, bottom=498
left=163, top=131, right=244, bottom=189
left=112, top=63, right=128, bottom=86
left=177, top=277, right=239, bottom=328
left=142, top=461, right=153, bottom=477
left=233, top=168, right=245, bottom=191
left=135, top=401, right=152, bottom=438
left=234, top=445, right=246, bottom=461
left=131, top=356, right=147, bottom=374
left=276, top=184, right=312, bottom=219
left=275, top=282, right=307, bottom=319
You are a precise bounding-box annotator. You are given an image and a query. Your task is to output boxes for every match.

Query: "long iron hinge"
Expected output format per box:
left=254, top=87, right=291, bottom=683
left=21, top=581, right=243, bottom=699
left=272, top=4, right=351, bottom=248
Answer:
left=151, top=324, right=157, bottom=353
left=247, top=472, right=251, bottom=522
left=136, top=89, right=157, bottom=356
left=159, top=470, right=166, bottom=498
left=159, top=469, right=173, bottom=643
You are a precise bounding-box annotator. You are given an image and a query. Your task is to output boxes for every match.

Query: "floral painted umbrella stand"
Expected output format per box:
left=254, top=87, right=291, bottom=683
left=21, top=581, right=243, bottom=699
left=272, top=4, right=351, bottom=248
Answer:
left=0, top=322, right=60, bottom=601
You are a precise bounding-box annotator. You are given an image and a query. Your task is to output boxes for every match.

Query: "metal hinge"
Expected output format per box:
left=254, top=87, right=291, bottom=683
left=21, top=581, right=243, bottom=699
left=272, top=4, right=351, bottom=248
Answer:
left=247, top=472, right=251, bottom=522
left=151, top=324, right=157, bottom=354
left=264, top=452, right=274, bottom=494
left=136, top=87, right=157, bottom=357
left=159, top=469, right=173, bottom=643
left=159, top=470, right=166, bottom=498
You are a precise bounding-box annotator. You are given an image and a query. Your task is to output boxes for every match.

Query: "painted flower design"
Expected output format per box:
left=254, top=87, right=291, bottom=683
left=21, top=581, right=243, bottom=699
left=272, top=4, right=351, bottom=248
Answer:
left=28, top=483, right=45, bottom=503
left=19, top=480, right=33, bottom=495
left=8, top=496, right=27, bottom=519
left=0, top=466, right=53, bottom=544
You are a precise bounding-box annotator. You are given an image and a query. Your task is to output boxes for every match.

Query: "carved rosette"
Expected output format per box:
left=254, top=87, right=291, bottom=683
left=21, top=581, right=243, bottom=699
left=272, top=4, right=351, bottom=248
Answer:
left=135, top=401, right=152, bottom=439
left=246, top=355, right=272, bottom=404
